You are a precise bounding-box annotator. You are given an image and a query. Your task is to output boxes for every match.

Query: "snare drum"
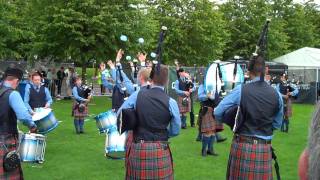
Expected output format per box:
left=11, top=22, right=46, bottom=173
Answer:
left=95, top=110, right=117, bottom=133
left=32, top=108, right=59, bottom=134
left=19, top=133, right=46, bottom=163
left=204, top=63, right=222, bottom=100
left=220, top=63, right=244, bottom=93
left=105, top=130, right=127, bottom=159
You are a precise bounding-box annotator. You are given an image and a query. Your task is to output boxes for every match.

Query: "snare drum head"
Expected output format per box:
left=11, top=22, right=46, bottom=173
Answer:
left=95, top=110, right=117, bottom=132
left=204, top=63, right=222, bottom=100
left=32, top=108, right=52, bottom=121
left=220, top=63, right=244, bottom=92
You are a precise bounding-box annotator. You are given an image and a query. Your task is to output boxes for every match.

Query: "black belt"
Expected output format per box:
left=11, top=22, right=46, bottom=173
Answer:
left=234, top=135, right=271, bottom=144
left=134, top=140, right=169, bottom=144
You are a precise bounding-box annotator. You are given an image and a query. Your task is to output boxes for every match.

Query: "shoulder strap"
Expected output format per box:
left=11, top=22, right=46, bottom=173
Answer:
left=0, top=86, right=12, bottom=97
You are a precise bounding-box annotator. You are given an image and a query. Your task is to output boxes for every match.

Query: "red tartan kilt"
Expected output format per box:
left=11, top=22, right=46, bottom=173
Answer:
left=201, top=107, right=216, bottom=133
left=0, top=134, right=23, bottom=180
left=72, top=102, right=88, bottom=118
left=125, top=131, right=133, bottom=167
left=215, top=120, right=224, bottom=133
left=227, top=138, right=273, bottom=180
left=177, top=96, right=191, bottom=114
left=126, top=142, right=173, bottom=180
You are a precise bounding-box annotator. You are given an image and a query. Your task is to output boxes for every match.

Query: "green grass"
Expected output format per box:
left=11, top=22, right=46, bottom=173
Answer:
left=20, top=97, right=314, bottom=180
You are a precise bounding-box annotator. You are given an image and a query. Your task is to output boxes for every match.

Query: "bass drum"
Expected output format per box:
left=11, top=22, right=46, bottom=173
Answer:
left=220, top=63, right=244, bottom=94
left=204, top=63, right=222, bottom=100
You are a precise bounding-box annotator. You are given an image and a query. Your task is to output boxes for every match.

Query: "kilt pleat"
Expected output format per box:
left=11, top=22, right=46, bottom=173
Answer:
left=126, top=142, right=173, bottom=180
left=0, top=134, right=23, bottom=180
left=200, top=107, right=216, bottom=133
left=72, top=102, right=88, bottom=118
left=177, top=96, right=191, bottom=114
left=227, top=139, right=273, bottom=180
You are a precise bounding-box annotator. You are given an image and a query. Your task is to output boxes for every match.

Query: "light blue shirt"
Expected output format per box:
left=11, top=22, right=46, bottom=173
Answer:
left=198, top=84, right=209, bottom=101
left=214, top=77, right=284, bottom=140
left=3, top=82, right=36, bottom=128
left=110, top=64, right=135, bottom=95
left=276, top=83, right=299, bottom=97
left=24, top=83, right=53, bottom=113
left=101, top=69, right=113, bottom=90
left=174, top=79, right=196, bottom=97
left=117, top=86, right=181, bottom=137
left=72, top=86, right=86, bottom=102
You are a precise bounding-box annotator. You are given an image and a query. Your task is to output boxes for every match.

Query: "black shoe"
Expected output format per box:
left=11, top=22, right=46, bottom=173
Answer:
left=207, top=150, right=218, bottom=156
left=202, top=149, right=207, bottom=157
left=181, top=125, right=187, bottom=129
left=217, top=137, right=227, bottom=143
left=80, top=131, right=84, bottom=134
left=196, top=136, right=202, bottom=142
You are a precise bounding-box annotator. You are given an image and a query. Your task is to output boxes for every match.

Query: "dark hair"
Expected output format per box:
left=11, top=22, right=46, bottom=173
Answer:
left=152, top=65, right=169, bottom=86
left=31, top=71, right=42, bottom=79
left=248, top=55, right=265, bottom=76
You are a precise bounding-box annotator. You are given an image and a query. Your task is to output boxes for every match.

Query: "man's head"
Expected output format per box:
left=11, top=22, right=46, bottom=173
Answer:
left=74, top=77, right=82, bottom=86
left=137, top=68, right=151, bottom=86
left=31, top=72, right=42, bottom=86
left=248, top=55, right=265, bottom=79
left=100, top=63, right=106, bottom=71
left=151, top=65, right=169, bottom=86
left=3, top=68, right=23, bottom=89
left=280, top=73, right=287, bottom=82
left=178, top=68, right=185, bottom=78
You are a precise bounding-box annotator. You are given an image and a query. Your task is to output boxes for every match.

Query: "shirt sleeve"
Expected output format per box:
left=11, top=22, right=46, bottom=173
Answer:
left=168, top=98, right=181, bottom=137
left=116, top=91, right=139, bottom=116
left=174, top=80, right=185, bottom=96
left=121, top=71, right=134, bottom=95
left=272, top=91, right=284, bottom=129
left=23, top=84, right=33, bottom=113
left=72, top=87, right=86, bottom=102
left=214, top=84, right=242, bottom=121
left=290, top=84, right=299, bottom=97
left=198, top=85, right=208, bottom=101
left=9, top=91, right=36, bottom=128
left=45, top=87, right=53, bottom=106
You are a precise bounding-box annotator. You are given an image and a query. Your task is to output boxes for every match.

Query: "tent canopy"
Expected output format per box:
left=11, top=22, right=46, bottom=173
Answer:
left=273, top=47, right=320, bottom=67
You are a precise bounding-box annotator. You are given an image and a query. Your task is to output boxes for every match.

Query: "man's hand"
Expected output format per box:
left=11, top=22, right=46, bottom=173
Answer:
left=116, top=49, right=124, bottom=62
left=44, top=103, right=50, bottom=109
left=30, top=126, right=38, bottom=133
left=137, top=52, right=147, bottom=63
left=107, top=60, right=115, bottom=69
left=184, top=91, right=190, bottom=97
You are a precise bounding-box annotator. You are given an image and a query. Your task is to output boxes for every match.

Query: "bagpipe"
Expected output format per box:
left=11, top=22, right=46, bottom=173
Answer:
left=222, top=19, right=271, bottom=130
left=81, top=84, right=92, bottom=99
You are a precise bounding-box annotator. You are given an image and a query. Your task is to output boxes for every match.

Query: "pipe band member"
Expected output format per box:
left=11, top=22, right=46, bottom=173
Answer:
left=198, top=83, right=218, bottom=157
left=72, top=77, right=91, bottom=134
left=276, top=73, right=299, bottom=133
left=0, top=68, right=38, bottom=179
left=215, top=56, right=284, bottom=180
left=24, top=71, right=53, bottom=115
left=175, top=68, right=196, bottom=129
left=120, top=65, right=181, bottom=180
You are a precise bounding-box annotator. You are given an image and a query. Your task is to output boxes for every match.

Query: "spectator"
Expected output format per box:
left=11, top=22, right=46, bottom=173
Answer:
left=56, top=66, right=65, bottom=98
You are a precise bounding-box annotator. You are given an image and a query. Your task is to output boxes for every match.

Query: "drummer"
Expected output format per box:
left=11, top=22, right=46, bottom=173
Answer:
left=119, top=65, right=181, bottom=179
left=24, top=71, right=53, bottom=114
left=0, top=68, right=37, bottom=179
left=72, top=77, right=91, bottom=134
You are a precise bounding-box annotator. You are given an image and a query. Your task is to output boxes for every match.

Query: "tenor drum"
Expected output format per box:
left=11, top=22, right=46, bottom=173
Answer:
left=95, top=110, right=117, bottom=133
left=19, top=133, right=46, bottom=163
left=32, top=108, right=59, bottom=134
left=105, top=130, right=127, bottom=159
left=204, top=63, right=222, bottom=100
left=220, top=63, right=244, bottom=93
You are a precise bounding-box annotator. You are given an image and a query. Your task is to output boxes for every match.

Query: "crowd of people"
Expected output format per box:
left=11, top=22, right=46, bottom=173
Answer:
left=0, top=46, right=318, bottom=180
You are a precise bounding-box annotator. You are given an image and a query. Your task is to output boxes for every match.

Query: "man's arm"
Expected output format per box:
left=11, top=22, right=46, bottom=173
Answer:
left=23, top=84, right=33, bottom=113
left=72, top=87, right=86, bottom=102
left=168, top=98, right=181, bottom=137
left=198, top=85, right=207, bottom=102
left=45, top=87, right=53, bottom=107
left=10, top=91, right=36, bottom=128
left=174, top=80, right=185, bottom=96
left=273, top=91, right=284, bottom=129
left=116, top=91, right=139, bottom=116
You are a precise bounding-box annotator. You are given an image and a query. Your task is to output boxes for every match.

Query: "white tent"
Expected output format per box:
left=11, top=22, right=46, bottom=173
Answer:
left=273, top=47, right=320, bottom=67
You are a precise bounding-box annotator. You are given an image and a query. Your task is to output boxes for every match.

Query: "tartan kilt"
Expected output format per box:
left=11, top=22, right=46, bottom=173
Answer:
left=0, top=134, right=23, bottom=180
left=125, top=131, right=133, bottom=167
left=200, top=107, right=216, bottom=133
left=284, top=99, right=292, bottom=118
left=177, top=96, right=191, bottom=114
left=126, top=142, right=173, bottom=180
left=72, top=102, right=88, bottom=118
left=227, top=138, right=273, bottom=180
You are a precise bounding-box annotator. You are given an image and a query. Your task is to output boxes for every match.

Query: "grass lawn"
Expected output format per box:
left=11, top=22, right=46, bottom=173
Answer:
left=21, top=97, right=314, bottom=180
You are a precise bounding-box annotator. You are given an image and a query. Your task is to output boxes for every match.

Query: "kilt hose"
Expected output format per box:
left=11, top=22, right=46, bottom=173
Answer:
left=0, top=134, right=23, bottom=180
left=200, top=107, right=216, bottom=134
left=72, top=102, right=88, bottom=119
left=284, top=98, right=292, bottom=118
left=126, top=142, right=173, bottom=180
left=177, top=96, right=191, bottom=114
left=227, top=138, right=273, bottom=180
